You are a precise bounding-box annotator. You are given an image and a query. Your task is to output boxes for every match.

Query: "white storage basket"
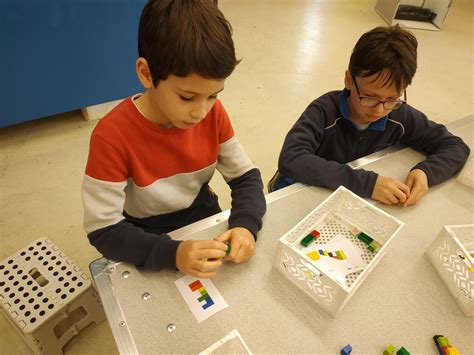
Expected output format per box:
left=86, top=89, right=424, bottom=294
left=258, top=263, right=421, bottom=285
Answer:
left=272, top=186, right=404, bottom=316
left=426, top=224, right=474, bottom=317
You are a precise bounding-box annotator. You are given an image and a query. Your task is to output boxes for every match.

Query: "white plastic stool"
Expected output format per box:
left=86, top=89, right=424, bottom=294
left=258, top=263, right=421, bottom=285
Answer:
left=0, top=237, right=106, bottom=354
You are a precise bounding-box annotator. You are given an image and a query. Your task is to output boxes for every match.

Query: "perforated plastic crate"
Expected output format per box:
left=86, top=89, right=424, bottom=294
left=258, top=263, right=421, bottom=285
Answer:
left=273, top=186, right=404, bottom=316
left=426, top=224, right=474, bottom=317
left=0, top=237, right=105, bottom=354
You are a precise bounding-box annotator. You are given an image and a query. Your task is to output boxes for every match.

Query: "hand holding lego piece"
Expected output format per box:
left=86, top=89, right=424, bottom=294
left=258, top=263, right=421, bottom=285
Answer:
left=372, top=175, right=410, bottom=205
left=214, top=227, right=255, bottom=264
left=401, top=168, right=428, bottom=207
left=176, top=240, right=228, bottom=278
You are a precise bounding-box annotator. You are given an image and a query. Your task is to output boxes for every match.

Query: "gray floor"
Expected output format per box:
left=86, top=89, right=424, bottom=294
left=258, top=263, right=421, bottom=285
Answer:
left=1, top=0, right=472, bottom=353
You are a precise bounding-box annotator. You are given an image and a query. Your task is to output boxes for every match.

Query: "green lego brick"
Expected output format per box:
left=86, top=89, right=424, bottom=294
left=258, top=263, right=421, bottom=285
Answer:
left=396, top=346, right=410, bottom=355
left=300, top=234, right=314, bottom=247
left=438, top=337, right=449, bottom=346
left=224, top=241, right=231, bottom=255
left=197, top=293, right=209, bottom=302
left=357, top=232, right=373, bottom=245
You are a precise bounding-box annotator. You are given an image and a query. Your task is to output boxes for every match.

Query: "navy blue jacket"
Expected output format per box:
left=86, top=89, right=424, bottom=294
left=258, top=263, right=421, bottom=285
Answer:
left=278, top=90, right=470, bottom=197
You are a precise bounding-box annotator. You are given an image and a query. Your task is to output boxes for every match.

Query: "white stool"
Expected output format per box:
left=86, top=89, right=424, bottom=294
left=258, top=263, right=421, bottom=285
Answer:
left=0, top=237, right=106, bottom=354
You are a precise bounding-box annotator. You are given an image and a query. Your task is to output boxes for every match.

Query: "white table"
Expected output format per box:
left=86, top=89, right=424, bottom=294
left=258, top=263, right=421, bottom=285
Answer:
left=90, top=115, right=473, bottom=354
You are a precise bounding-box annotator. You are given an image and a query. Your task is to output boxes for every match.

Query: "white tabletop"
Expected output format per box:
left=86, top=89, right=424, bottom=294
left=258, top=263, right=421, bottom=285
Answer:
left=90, top=115, right=474, bottom=354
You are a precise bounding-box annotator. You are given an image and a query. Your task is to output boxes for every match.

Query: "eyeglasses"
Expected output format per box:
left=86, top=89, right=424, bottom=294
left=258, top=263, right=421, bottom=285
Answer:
left=351, top=74, right=406, bottom=110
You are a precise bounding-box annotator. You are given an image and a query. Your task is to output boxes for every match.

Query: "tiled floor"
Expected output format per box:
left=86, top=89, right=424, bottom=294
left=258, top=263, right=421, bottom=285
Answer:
left=1, top=0, right=472, bottom=353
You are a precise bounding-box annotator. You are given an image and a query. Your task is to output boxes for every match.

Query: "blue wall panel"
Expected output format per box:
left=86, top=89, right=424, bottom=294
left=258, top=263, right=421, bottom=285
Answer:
left=0, top=0, right=147, bottom=128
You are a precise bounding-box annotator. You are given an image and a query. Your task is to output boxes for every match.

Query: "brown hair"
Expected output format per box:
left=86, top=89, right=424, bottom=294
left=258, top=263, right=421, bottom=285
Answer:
left=349, top=24, right=418, bottom=92
left=138, top=0, right=240, bottom=86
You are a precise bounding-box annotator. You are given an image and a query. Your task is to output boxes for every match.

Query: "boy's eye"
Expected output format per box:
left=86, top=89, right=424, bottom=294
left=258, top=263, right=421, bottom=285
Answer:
left=179, top=95, right=193, bottom=101
left=209, top=95, right=218, bottom=100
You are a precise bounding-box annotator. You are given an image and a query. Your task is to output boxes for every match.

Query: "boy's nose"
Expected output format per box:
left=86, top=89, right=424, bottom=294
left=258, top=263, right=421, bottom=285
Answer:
left=373, top=102, right=385, bottom=114
left=190, top=105, right=207, bottom=121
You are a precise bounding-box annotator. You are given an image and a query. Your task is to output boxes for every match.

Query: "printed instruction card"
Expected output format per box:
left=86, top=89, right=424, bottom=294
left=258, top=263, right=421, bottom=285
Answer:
left=175, top=275, right=228, bottom=323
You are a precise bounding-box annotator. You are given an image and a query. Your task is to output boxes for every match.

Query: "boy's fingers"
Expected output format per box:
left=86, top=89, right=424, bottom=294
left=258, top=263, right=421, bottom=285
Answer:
left=201, top=259, right=223, bottom=272
left=233, top=245, right=246, bottom=263
left=195, top=248, right=226, bottom=260
left=408, top=186, right=424, bottom=205
left=197, top=240, right=228, bottom=251
left=385, top=193, right=399, bottom=205
left=393, top=189, right=407, bottom=203
left=214, top=230, right=232, bottom=242
left=190, top=269, right=217, bottom=279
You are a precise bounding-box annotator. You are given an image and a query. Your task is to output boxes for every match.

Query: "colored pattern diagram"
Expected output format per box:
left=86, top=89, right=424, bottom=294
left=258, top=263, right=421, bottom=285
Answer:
left=307, top=248, right=347, bottom=261
left=189, top=280, right=215, bottom=310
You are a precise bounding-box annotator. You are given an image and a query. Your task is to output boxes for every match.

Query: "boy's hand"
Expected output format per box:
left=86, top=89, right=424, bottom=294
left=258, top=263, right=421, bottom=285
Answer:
left=176, top=240, right=227, bottom=278
left=372, top=175, right=410, bottom=205
left=400, top=169, right=428, bottom=207
left=214, top=227, right=256, bottom=264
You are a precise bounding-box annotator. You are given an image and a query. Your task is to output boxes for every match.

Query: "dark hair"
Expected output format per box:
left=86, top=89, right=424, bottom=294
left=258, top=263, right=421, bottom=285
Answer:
left=138, top=0, right=240, bottom=86
left=349, top=24, right=418, bottom=92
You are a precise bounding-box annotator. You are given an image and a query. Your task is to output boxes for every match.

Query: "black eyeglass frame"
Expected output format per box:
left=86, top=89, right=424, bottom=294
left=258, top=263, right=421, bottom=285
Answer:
left=351, top=73, right=407, bottom=110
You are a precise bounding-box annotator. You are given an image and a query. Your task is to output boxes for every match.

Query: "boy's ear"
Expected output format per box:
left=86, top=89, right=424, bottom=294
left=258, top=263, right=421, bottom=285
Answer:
left=344, top=70, right=352, bottom=90
left=136, top=57, right=154, bottom=89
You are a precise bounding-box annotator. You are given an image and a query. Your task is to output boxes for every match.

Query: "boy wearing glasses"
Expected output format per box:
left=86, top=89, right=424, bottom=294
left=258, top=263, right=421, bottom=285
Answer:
left=271, top=25, right=469, bottom=206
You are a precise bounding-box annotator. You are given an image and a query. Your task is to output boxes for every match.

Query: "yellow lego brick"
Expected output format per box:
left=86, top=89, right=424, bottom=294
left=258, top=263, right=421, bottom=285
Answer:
left=307, top=251, right=320, bottom=261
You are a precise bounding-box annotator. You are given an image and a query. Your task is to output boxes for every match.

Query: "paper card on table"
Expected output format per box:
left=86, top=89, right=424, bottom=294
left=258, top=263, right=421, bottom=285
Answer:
left=175, top=275, right=228, bottom=323
left=325, top=236, right=367, bottom=274
left=305, top=235, right=367, bottom=285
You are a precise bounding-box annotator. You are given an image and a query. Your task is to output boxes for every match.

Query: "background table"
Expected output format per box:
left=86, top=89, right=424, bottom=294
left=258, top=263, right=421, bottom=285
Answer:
left=90, top=115, right=473, bottom=354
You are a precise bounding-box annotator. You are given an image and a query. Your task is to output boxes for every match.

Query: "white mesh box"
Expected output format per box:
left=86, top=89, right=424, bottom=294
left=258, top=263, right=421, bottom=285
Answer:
left=426, top=225, right=474, bottom=317
left=272, top=186, right=404, bottom=317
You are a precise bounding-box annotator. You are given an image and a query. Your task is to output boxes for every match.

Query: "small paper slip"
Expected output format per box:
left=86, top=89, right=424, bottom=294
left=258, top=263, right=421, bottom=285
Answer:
left=305, top=235, right=367, bottom=286
left=326, top=235, right=367, bottom=274
left=175, top=275, right=228, bottom=323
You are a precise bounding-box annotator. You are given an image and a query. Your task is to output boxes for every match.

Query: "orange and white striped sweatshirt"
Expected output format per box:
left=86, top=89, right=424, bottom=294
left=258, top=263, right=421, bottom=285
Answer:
left=82, top=96, right=266, bottom=270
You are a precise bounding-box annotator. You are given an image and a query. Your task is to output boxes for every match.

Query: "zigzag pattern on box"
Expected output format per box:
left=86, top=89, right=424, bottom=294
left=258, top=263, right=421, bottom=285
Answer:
left=281, top=253, right=335, bottom=304
left=435, top=240, right=474, bottom=299
left=339, top=196, right=395, bottom=240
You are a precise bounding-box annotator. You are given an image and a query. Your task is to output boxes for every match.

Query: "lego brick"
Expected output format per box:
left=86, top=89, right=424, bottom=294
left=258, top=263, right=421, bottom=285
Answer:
left=310, top=230, right=320, bottom=238
left=396, top=346, right=410, bottom=355
left=350, top=227, right=360, bottom=236
left=438, top=337, right=449, bottom=346
left=336, top=250, right=347, bottom=260
left=433, top=335, right=443, bottom=355
left=357, top=232, right=373, bottom=245
left=224, top=241, right=231, bottom=255
left=383, top=343, right=395, bottom=355
left=340, top=344, right=352, bottom=355
left=300, top=235, right=314, bottom=247
left=368, top=241, right=381, bottom=252
left=307, top=251, right=320, bottom=261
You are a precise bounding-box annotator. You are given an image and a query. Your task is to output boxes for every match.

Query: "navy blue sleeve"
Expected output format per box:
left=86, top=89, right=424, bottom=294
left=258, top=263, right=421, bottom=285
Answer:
left=88, top=220, right=182, bottom=270
left=278, top=105, right=378, bottom=198
left=398, top=106, right=470, bottom=186
left=227, top=168, right=267, bottom=239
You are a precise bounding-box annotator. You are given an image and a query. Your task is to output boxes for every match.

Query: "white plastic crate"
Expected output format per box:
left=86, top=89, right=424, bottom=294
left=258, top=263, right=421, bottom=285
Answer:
left=272, top=186, right=404, bottom=316
left=426, top=225, right=474, bottom=317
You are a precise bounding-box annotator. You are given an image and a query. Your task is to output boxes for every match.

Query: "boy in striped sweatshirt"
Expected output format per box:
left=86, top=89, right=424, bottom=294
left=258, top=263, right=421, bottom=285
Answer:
left=82, top=0, right=266, bottom=278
